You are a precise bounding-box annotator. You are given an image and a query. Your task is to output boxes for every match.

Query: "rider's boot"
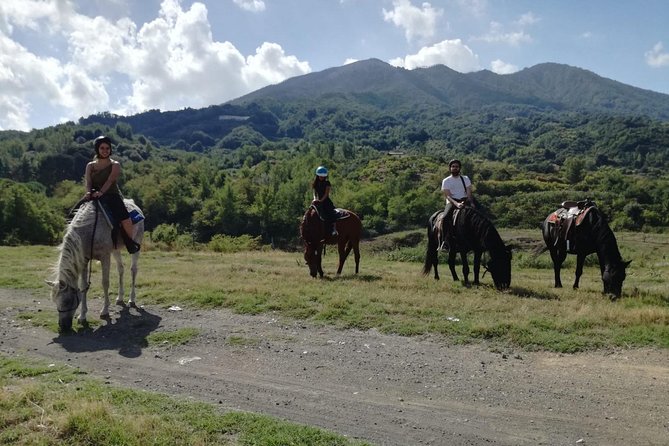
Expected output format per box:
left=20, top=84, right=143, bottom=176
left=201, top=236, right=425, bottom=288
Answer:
left=120, top=219, right=140, bottom=254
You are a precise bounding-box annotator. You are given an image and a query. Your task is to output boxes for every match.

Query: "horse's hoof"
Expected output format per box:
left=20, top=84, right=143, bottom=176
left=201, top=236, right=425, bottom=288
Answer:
left=128, top=301, right=138, bottom=308
left=115, top=299, right=125, bottom=306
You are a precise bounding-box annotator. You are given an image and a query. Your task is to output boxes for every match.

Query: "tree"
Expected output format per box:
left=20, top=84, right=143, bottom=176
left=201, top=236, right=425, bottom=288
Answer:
left=0, top=179, right=64, bottom=245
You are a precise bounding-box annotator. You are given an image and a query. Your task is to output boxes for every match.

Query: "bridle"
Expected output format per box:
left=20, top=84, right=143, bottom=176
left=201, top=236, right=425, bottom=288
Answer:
left=56, top=283, right=81, bottom=313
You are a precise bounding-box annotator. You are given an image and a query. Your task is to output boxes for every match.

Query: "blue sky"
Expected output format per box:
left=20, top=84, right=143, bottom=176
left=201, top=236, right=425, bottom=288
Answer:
left=1, top=0, right=668, bottom=131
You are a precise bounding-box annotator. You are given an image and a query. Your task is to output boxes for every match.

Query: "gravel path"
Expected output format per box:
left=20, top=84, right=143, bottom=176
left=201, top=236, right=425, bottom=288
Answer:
left=1, top=289, right=667, bottom=446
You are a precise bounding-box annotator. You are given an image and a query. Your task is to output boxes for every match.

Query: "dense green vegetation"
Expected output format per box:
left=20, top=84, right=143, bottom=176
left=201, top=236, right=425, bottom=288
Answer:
left=1, top=114, right=668, bottom=246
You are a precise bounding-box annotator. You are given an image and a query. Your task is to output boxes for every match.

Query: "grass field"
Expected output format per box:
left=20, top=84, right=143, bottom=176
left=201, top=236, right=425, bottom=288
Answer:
left=0, top=356, right=369, bottom=446
left=2, top=228, right=667, bottom=353
left=1, top=229, right=667, bottom=444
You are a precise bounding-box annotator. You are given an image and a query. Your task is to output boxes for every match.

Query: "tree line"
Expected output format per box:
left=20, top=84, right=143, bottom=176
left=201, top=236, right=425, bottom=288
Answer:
left=1, top=117, right=668, bottom=246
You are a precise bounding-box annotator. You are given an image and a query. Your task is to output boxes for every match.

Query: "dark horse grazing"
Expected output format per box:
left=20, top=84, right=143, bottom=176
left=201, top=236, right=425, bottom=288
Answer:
left=300, top=206, right=362, bottom=278
left=423, top=207, right=512, bottom=289
left=542, top=200, right=630, bottom=299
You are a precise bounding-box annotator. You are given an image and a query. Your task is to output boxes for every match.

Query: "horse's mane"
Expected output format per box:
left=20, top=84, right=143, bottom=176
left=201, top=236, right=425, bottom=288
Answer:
left=299, top=208, right=309, bottom=239
left=458, top=207, right=506, bottom=254
left=48, top=201, right=99, bottom=293
left=587, top=207, right=622, bottom=262
left=48, top=224, right=86, bottom=295
left=299, top=206, right=320, bottom=241
left=69, top=201, right=97, bottom=229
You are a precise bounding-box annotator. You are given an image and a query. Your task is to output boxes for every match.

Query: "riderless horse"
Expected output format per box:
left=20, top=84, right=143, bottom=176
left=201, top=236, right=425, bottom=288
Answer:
left=541, top=199, right=630, bottom=299
left=423, top=207, right=512, bottom=290
left=47, top=199, right=144, bottom=331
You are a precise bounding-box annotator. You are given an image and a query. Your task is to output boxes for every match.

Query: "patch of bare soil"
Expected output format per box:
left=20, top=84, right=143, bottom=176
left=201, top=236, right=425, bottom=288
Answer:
left=1, top=289, right=667, bottom=446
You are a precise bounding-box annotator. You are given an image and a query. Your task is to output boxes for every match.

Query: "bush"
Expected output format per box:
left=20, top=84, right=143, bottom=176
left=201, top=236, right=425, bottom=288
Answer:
left=151, top=224, right=179, bottom=245
left=208, top=234, right=263, bottom=253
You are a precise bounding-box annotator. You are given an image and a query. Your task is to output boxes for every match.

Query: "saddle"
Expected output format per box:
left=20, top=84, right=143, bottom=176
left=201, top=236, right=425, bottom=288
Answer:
left=310, top=205, right=351, bottom=221
left=97, top=200, right=145, bottom=227
left=546, top=199, right=595, bottom=253
left=432, top=212, right=449, bottom=251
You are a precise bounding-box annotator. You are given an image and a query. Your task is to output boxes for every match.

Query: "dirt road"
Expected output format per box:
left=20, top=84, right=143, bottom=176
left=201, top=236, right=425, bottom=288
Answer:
left=1, top=289, right=667, bottom=446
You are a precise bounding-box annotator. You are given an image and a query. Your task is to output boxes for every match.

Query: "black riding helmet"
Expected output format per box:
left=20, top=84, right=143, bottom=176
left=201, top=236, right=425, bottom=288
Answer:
left=449, top=159, right=461, bottom=168
left=94, top=135, right=112, bottom=157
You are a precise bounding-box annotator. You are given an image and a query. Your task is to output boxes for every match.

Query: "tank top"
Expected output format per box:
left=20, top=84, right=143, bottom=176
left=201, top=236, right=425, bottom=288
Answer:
left=91, top=163, right=121, bottom=195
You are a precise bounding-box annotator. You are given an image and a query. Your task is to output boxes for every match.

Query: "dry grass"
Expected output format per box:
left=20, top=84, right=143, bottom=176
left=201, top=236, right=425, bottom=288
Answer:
left=1, top=229, right=668, bottom=352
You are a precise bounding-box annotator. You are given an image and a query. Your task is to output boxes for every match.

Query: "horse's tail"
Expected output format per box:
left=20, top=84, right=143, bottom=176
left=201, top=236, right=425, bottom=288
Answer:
left=423, top=218, right=438, bottom=276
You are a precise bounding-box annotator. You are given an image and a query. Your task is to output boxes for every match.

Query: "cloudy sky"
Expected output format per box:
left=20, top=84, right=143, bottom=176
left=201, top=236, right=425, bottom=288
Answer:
left=1, top=0, right=668, bottom=131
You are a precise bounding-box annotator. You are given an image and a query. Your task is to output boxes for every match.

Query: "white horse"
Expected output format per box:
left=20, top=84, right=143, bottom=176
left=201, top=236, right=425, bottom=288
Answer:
left=47, top=199, right=144, bottom=331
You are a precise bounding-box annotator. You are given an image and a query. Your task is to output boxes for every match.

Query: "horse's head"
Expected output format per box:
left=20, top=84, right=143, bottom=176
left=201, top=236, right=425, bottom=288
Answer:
left=46, top=279, right=81, bottom=331
left=602, top=259, right=631, bottom=300
left=487, top=246, right=512, bottom=290
left=300, top=208, right=325, bottom=278
left=303, top=241, right=324, bottom=278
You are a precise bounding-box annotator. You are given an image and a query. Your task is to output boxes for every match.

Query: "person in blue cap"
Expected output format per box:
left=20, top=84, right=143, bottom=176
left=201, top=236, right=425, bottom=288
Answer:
left=311, top=166, right=338, bottom=236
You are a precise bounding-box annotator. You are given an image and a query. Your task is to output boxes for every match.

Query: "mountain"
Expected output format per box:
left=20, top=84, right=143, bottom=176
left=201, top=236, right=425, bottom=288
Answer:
left=233, top=59, right=669, bottom=117
left=79, top=59, right=669, bottom=148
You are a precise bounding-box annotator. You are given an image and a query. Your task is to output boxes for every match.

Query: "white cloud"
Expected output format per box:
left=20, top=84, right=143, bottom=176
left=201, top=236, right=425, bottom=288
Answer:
left=474, top=21, right=532, bottom=46
left=232, top=0, right=266, bottom=13
left=645, top=42, right=669, bottom=67
left=515, top=12, right=539, bottom=26
left=490, top=59, right=518, bottom=74
left=243, top=42, right=311, bottom=88
left=382, top=0, right=443, bottom=42
left=0, top=0, right=309, bottom=130
left=456, top=0, right=487, bottom=17
left=0, top=31, right=69, bottom=130
left=344, top=58, right=358, bottom=65
left=389, top=39, right=480, bottom=72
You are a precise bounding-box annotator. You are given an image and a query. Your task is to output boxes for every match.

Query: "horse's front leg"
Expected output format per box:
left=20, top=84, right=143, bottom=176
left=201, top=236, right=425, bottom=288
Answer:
left=573, top=253, right=586, bottom=289
left=448, top=249, right=459, bottom=281
left=317, top=247, right=325, bottom=278
left=113, top=250, right=125, bottom=305
left=460, top=252, right=470, bottom=286
left=99, top=256, right=112, bottom=318
left=472, top=250, right=482, bottom=285
left=77, top=262, right=89, bottom=324
left=353, top=243, right=360, bottom=274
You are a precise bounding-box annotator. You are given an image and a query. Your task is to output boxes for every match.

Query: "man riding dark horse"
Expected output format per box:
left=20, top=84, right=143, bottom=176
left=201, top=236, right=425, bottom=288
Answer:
left=439, top=159, right=475, bottom=249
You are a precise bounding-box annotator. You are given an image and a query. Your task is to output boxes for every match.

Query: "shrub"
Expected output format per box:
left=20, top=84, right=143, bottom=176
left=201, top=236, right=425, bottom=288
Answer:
left=208, top=234, right=263, bottom=253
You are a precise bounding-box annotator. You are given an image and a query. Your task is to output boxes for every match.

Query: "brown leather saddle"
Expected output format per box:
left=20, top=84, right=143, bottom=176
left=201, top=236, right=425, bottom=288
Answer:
left=546, top=199, right=596, bottom=252
left=435, top=212, right=447, bottom=250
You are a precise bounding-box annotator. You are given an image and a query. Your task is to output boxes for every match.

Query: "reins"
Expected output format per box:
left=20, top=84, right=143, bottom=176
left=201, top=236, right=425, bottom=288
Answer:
left=81, top=200, right=100, bottom=293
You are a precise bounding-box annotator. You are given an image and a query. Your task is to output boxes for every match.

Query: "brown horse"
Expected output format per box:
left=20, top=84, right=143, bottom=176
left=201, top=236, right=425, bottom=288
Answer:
left=299, top=206, right=362, bottom=278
